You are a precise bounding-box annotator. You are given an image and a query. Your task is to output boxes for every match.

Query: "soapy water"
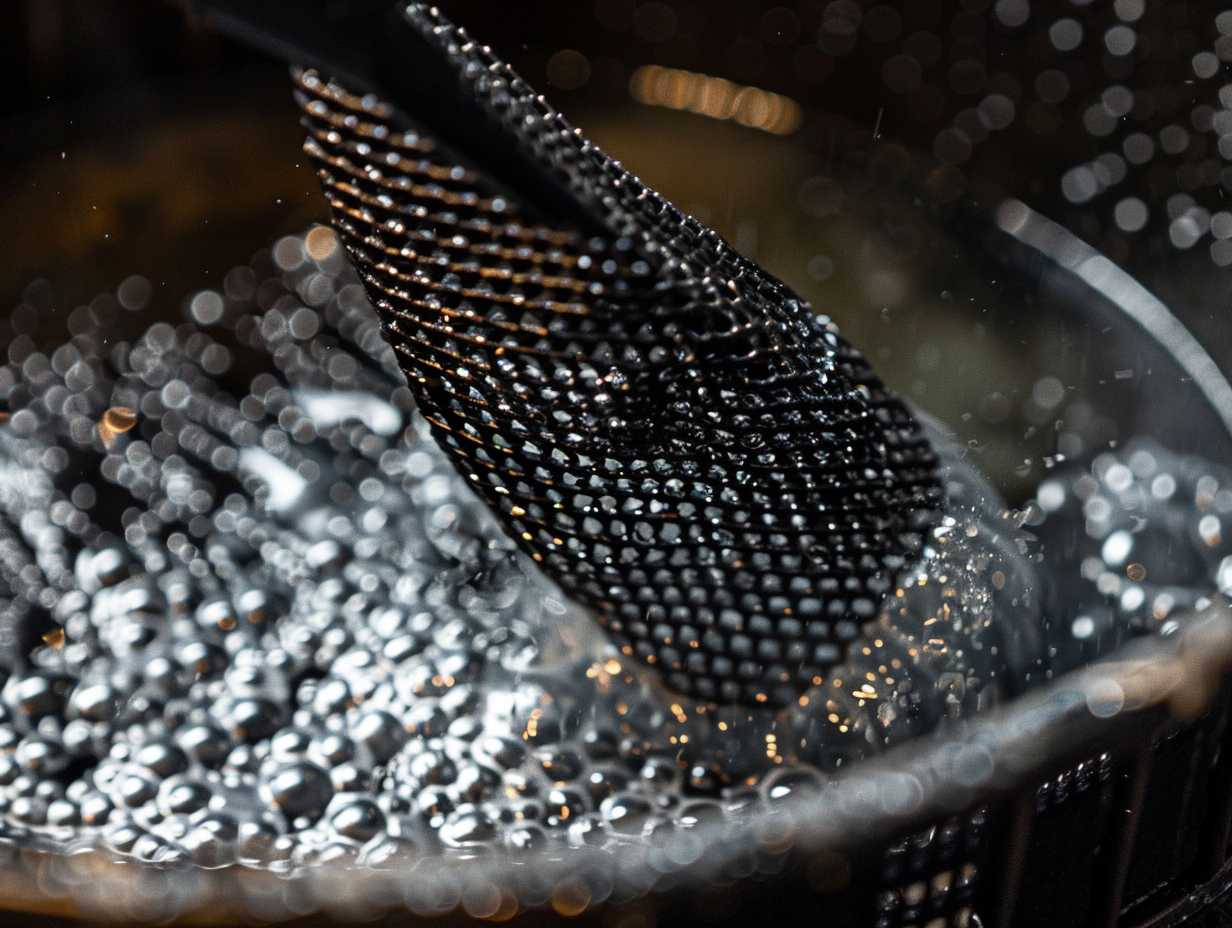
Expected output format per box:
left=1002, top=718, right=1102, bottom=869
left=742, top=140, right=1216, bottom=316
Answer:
left=0, top=227, right=1225, bottom=875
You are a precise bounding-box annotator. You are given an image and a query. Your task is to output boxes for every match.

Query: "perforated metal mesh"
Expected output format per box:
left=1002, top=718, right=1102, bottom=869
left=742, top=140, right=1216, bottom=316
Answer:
left=294, top=3, right=942, bottom=707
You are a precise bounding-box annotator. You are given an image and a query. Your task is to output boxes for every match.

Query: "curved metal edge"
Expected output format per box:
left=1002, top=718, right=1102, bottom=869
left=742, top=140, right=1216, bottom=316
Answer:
left=0, top=603, right=1227, bottom=924
left=994, top=198, right=1232, bottom=449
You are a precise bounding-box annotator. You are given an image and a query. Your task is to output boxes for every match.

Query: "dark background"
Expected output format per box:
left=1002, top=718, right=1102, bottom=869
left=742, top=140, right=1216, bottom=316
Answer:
left=0, top=1, right=321, bottom=308
left=5, top=0, right=1225, bottom=305
left=1, top=0, right=1230, bottom=493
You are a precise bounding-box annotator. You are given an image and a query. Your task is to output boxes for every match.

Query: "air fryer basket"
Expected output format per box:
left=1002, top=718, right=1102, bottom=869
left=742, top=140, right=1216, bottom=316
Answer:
left=2, top=606, right=1230, bottom=927
left=3, top=0, right=1232, bottom=925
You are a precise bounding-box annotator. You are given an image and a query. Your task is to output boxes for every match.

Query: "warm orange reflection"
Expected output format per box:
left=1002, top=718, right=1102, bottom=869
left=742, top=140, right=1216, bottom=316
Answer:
left=98, top=405, right=138, bottom=448
left=629, top=64, right=803, bottom=136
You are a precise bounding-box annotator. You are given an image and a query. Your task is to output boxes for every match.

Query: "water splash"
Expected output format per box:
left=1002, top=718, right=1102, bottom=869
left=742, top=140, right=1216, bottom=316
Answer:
left=0, top=226, right=1209, bottom=879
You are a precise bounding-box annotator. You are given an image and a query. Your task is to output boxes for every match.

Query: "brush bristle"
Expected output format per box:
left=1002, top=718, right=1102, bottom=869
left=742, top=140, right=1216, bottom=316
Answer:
left=294, top=4, right=941, bottom=706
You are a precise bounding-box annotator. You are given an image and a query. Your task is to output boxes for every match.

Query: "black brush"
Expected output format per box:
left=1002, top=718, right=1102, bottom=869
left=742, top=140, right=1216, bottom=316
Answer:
left=193, top=0, right=943, bottom=707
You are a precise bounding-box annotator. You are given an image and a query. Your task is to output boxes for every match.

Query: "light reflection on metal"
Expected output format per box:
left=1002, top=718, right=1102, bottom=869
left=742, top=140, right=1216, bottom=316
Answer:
left=293, top=389, right=402, bottom=436
left=97, top=406, right=137, bottom=449
left=996, top=198, right=1232, bottom=443
left=629, top=64, right=803, bottom=136
left=1, top=603, right=1227, bottom=923
left=237, top=447, right=308, bottom=512
left=303, top=225, right=338, bottom=262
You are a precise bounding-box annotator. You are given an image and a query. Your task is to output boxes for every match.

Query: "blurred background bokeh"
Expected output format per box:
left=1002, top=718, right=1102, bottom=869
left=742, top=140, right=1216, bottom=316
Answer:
left=3, top=0, right=1230, bottom=498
